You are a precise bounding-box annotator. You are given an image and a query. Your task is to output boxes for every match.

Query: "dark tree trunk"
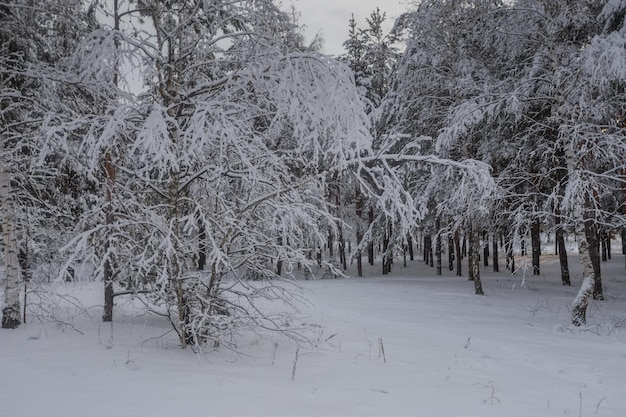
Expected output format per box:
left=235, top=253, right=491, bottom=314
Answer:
left=531, top=219, right=540, bottom=275
left=623, top=227, right=626, bottom=270
left=505, top=231, right=515, bottom=272
left=555, top=210, right=570, bottom=286
left=555, top=232, right=558, bottom=255
left=328, top=229, right=333, bottom=258
left=423, top=234, right=430, bottom=264
left=429, top=236, right=434, bottom=268
left=584, top=219, right=604, bottom=301
left=435, top=220, right=442, bottom=276
left=403, top=243, right=407, bottom=268
left=340, top=239, right=347, bottom=270
left=355, top=188, right=363, bottom=277
left=483, top=231, right=489, bottom=267
left=492, top=231, right=499, bottom=272
left=382, top=235, right=389, bottom=275
left=103, top=152, right=116, bottom=323
left=468, top=226, right=474, bottom=282
left=276, top=236, right=283, bottom=276
left=455, top=230, right=462, bottom=277
left=382, top=223, right=391, bottom=275
left=368, top=208, right=374, bottom=266
left=382, top=223, right=390, bottom=275
left=407, top=234, right=414, bottom=261
left=448, top=234, right=454, bottom=272
left=198, top=218, right=206, bottom=271
left=336, top=185, right=346, bottom=270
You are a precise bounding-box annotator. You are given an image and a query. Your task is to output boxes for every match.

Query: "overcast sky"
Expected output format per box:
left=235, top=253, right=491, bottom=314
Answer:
left=286, top=0, right=411, bottom=56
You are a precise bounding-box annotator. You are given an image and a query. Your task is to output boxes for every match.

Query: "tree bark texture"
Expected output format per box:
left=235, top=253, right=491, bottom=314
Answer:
left=448, top=234, right=454, bottom=272
left=555, top=211, right=570, bottom=286
left=1, top=164, right=21, bottom=329
left=571, top=204, right=596, bottom=326
left=102, top=152, right=116, bottom=323
left=483, top=231, right=489, bottom=267
left=367, top=208, right=374, bottom=266
left=435, top=223, right=442, bottom=276
left=583, top=220, right=604, bottom=301
left=531, top=219, right=540, bottom=275
left=355, top=187, right=363, bottom=277
left=454, top=230, right=462, bottom=277
left=492, top=231, right=499, bottom=272
left=469, top=221, right=484, bottom=295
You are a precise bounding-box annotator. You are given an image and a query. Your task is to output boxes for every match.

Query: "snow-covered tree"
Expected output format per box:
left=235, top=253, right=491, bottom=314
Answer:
left=340, top=9, right=404, bottom=276
left=57, top=0, right=372, bottom=348
left=0, top=0, right=95, bottom=328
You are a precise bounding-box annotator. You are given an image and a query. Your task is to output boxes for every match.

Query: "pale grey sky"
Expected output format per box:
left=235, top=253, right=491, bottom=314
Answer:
left=286, top=0, right=411, bottom=56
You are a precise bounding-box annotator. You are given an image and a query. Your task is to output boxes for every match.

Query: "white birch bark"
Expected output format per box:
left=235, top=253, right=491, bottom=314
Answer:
left=571, top=202, right=595, bottom=326
left=564, top=130, right=595, bottom=326
left=1, top=163, right=21, bottom=328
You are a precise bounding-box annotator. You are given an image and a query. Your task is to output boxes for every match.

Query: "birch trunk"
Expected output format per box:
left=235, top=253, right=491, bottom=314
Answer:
left=1, top=164, right=20, bottom=328
left=565, top=130, right=596, bottom=326
left=571, top=203, right=595, bottom=326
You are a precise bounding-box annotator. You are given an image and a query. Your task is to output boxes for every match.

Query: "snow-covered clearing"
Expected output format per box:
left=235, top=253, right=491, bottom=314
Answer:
left=2, top=254, right=626, bottom=417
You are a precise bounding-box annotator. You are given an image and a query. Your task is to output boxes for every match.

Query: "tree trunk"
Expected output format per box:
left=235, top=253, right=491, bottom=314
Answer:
left=428, top=235, right=434, bottom=268
left=367, top=208, right=374, bottom=266
left=469, top=221, right=483, bottom=295
left=483, top=231, right=489, bottom=267
left=1, top=164, right=21, bottom=329
left=336, top=182, right=346, bottom=270
left=382, top=222, right=390, bottom=275
left=103, top=0, right=121, bottom=323
left=504, top=230, right=515, bottom=273
left=198, top=217, right=207, bottom=270
left=407, top=234, right=414, bottom=261
left=571, top=204, right=596, bottom=326
left=355, top=187, right=363, bottom=277
left=584, top=219, right=604, bottom=301
left=403, top=243, right=407, bottom=267
left=623, top=228, right=626, bottom=270
left=448, top=234, right=454, bottom=272
left=327, top=229, right=333, bottom=258
left=468, top=228, right=474, bottom=282
left=454, top=229, right=462, bottom=277
left=555, top=210, right=570, bottom=286
left=435, top=220, right=442, bottom=276
left=531, top=219, right=540, bottom=275
left=102, top=152, right=116, bottom=323
left=276, top=236, right=283, bottom=276
left=600, top=229, right=608, bottom=262
left=461, top=234, right=467, bottom=258
left=492, top=231, right=499, bottom=272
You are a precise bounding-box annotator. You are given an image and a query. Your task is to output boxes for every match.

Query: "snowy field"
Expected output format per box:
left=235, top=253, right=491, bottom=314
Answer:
left=2, top=253, right=626, bottom=417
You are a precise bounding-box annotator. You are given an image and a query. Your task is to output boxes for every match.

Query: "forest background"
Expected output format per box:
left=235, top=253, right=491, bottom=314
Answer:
left=1, top=0, right=626, bottom=352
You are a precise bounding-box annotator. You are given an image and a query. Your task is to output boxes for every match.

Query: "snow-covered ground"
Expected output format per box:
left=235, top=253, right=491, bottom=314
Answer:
left=2, top=253, right=626, bottom=417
